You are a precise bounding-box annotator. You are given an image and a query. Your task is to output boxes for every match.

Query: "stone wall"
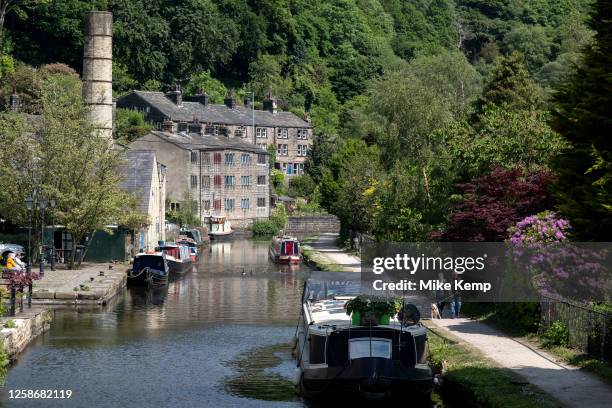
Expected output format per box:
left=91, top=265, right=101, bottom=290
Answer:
left=1, top=309, right=52, bottom=360
left=286, top=215, right=340, bottom=234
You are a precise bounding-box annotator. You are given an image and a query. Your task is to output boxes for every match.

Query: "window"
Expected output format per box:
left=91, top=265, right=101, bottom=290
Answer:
left=225, top=198, right=235, bottom=211
left=349, top=338, right=391, bottom=360
left=241, top=198, right=249, bottom=209
left=225, top=153, right=234, bottom=165
left=214, top=175, right=222, bottom=186
left=203, top=200, right=211, bottom=210
left=241, top=176, right=250, bottom=186
left=190, top=175, right=198, bottom=188
left=155, top=122, right=162, bottom=130
left=256, top=128, right=267, bottom=138
left=277, top=128, right=288, bottom=139
left=257, top=175, right=266, bottom=185
left=214, top=153, right=222, bottom=164
left=213, top=199, right=221, bottom=210
left=297, top=129, right=309, bottom=140
left=257, top=143, right=267, bottom=150
left=281, top=163, right=287, bottom=173
left=170, top=202, right=180, bottom=211
left=277, top=144, right=288, bottom=156
left=257, top=154, right=267, bottom=164
left=236, top=126, right=247, bottom=138
left=205, top=125, right=218, bottom=135
left=257, top=197, right=266, bottom=208
left=178, top=122, right=188, bottom=132
left=241, top=154, right=251, bottom=165
left=191, top=151, right=198, bottom=163
left=294, top=163, right=304, bottom=175
left=225, top=175, right=235, bottom=187
left=202, top=175, right=210, bottom=188
left=298, top=145, right=308, bottom=156
left=201, top=152, right=210, bottom=165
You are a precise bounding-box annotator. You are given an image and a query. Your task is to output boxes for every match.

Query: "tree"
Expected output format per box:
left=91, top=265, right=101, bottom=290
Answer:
left=437, top=168, right=556, bottom=242
left=448, top=107, right=567, bottom=177
left=0, top=0, right=47, bottom=47
left=0, top=73, right=138, bottom=268
left=551, top=0, right=612, bottom=241
left=473, top=52, right=543, bottom=116
left=184, top=70, right=227, bottom=103
left=114, top=108, right=153, bottom=144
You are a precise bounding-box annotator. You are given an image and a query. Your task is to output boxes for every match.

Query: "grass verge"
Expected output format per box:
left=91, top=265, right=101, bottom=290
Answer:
left=462, top=303, right=612, bottom=385
left=426, top=323, right=561, bottom=408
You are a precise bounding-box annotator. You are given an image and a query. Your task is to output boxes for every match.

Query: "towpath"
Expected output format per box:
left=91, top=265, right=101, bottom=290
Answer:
left=304, top=233, right=361, bottom=272
left=431, top=317, right=612, bottom=408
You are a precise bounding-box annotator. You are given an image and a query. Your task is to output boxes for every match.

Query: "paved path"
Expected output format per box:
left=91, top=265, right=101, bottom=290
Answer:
left=307, top=233, right=361, bottom=272
left=431, top=317, right=612, bottom=408
left=32, top=263, right=127, bottom=305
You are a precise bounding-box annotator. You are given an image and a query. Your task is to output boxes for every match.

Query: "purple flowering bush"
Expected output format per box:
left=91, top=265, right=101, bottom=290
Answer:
left=508, top=212, right=609, bottom=301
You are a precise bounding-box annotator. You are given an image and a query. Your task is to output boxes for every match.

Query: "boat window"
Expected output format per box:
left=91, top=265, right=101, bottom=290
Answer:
left=349, top=338, right=391, bottom=360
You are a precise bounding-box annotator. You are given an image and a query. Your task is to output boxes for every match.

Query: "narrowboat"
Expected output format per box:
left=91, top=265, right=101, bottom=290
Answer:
left=154, top=243, right=193, bottom=275
left=269, top=235, right=301, bottom=264
left=293, top=274, right=433, bottom=402
left=177, top=236, right=199, bottom=262
left=127, top=253, right=169, bottom=286
left=205, top=215, right=233, bottom=239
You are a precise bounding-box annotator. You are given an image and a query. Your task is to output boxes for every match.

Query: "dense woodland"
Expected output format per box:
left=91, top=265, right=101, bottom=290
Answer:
left=0, top=0, right=610, bottom=244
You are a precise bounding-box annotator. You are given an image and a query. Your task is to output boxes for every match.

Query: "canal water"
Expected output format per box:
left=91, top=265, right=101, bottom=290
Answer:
left=1, top=239, right=443, bottom=408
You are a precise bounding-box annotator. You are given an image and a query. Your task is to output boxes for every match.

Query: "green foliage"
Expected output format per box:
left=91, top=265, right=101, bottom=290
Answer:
left=0, top=54, right=14, bottom=78
left=114, top=108, right=153, bottom=144
left=287, top=175, right=315, bottom=199
left=0, top=73, right=137, bottom=269
left=542, top=321, right=570, bottom=347
left=3, top=319, right=16, bottom=329
left=551, top=0, right=612, bottom=240
left=474, top=52, right=543, bottom=116
left=251, top=204, right=287, bottom=236
left=166, top=192, right=199, bottom=228
left=344, top=295, right=399, bottom=317
left=270, top=169, right=284, bottom=195
left=184, top=70, right=227, bottom=103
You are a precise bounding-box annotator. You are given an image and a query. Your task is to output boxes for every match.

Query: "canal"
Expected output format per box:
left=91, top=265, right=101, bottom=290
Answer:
left=1, top=239, right=443, bottom=407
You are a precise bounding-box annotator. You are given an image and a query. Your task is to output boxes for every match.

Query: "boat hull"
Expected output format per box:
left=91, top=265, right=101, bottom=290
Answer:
left=167, top=259, right=192, bottom=275
left=209, top=231, right=234, bottom=240
left=300, top=359, right=433, bottom=400
left=127, top=268, right=169, bottom=287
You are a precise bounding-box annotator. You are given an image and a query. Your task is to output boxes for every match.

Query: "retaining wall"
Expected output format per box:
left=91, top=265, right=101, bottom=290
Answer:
left=286, top=215, right=340, bottom=234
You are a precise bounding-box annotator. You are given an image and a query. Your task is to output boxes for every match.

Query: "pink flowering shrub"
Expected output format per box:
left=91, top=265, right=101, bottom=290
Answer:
left=508, top=211, right=571, bottom=244
left=508, top=212, right=609, bottom=301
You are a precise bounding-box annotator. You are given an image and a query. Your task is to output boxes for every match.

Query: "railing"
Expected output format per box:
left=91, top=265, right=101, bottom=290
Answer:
left=540, top=294, right=611, bottom=362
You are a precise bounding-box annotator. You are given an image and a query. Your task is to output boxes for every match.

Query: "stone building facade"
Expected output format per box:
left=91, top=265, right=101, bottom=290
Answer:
left=120, top=150, right=166, bottom=251
left=130, top=131, right=270, bottom=229
left=116, top=88, right=312, bottom=177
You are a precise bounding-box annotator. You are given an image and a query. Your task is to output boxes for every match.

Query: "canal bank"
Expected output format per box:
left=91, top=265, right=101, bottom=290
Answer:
left=301, top=233, right=361, bottom=272
left=1, top=308, right=52, bottom=361
left=31, top=263, right=127, bottom=305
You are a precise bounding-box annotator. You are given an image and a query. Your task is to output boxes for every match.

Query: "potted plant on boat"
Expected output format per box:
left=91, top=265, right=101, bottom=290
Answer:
left=344, top=295, right=400, bottom=325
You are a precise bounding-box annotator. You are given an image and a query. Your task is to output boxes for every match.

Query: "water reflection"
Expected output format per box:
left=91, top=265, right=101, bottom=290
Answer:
left=2, top=239, right=311, bottom=407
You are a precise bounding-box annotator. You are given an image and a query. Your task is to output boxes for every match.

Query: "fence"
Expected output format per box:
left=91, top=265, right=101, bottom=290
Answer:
left=540, top=295, right=611, bottom=362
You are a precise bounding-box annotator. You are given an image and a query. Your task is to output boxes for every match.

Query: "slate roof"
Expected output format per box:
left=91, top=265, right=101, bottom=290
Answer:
left=144, top=131, right=268, bottom=154
left=125, top=91, right=312, bottom=128
left=120, top=150, right=156, bottom=213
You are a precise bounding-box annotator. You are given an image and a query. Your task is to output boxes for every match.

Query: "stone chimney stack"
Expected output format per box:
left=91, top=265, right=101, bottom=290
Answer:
left=9, top=87, right=20, bottom=111
left=224, top=89, right=236, bottom=109
left=262, top=90, right=277, bottom=114
left=82, top=11, right=113, bottom=141
left=162, top=118, right=175, bottom=133
left=166, top=84, right=183, bottom=106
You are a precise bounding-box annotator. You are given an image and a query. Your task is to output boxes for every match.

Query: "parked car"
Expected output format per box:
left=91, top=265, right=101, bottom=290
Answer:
left=0, top=243, right=25, bottom=259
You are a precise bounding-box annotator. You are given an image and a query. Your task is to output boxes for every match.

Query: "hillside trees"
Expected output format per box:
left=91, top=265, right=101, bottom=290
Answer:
left=550, top=0, right=612, bottom=241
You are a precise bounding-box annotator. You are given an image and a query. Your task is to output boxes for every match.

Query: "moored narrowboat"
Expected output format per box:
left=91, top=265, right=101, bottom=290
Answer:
left=205, top=215, right=233, bottom=240
left=269, top=235, right=301, bottom=264
left=127, top=253, right=169, bottom=286
left=154, top=243, right=193, bottom=275
left=293, top=274, right=433, bottom=402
